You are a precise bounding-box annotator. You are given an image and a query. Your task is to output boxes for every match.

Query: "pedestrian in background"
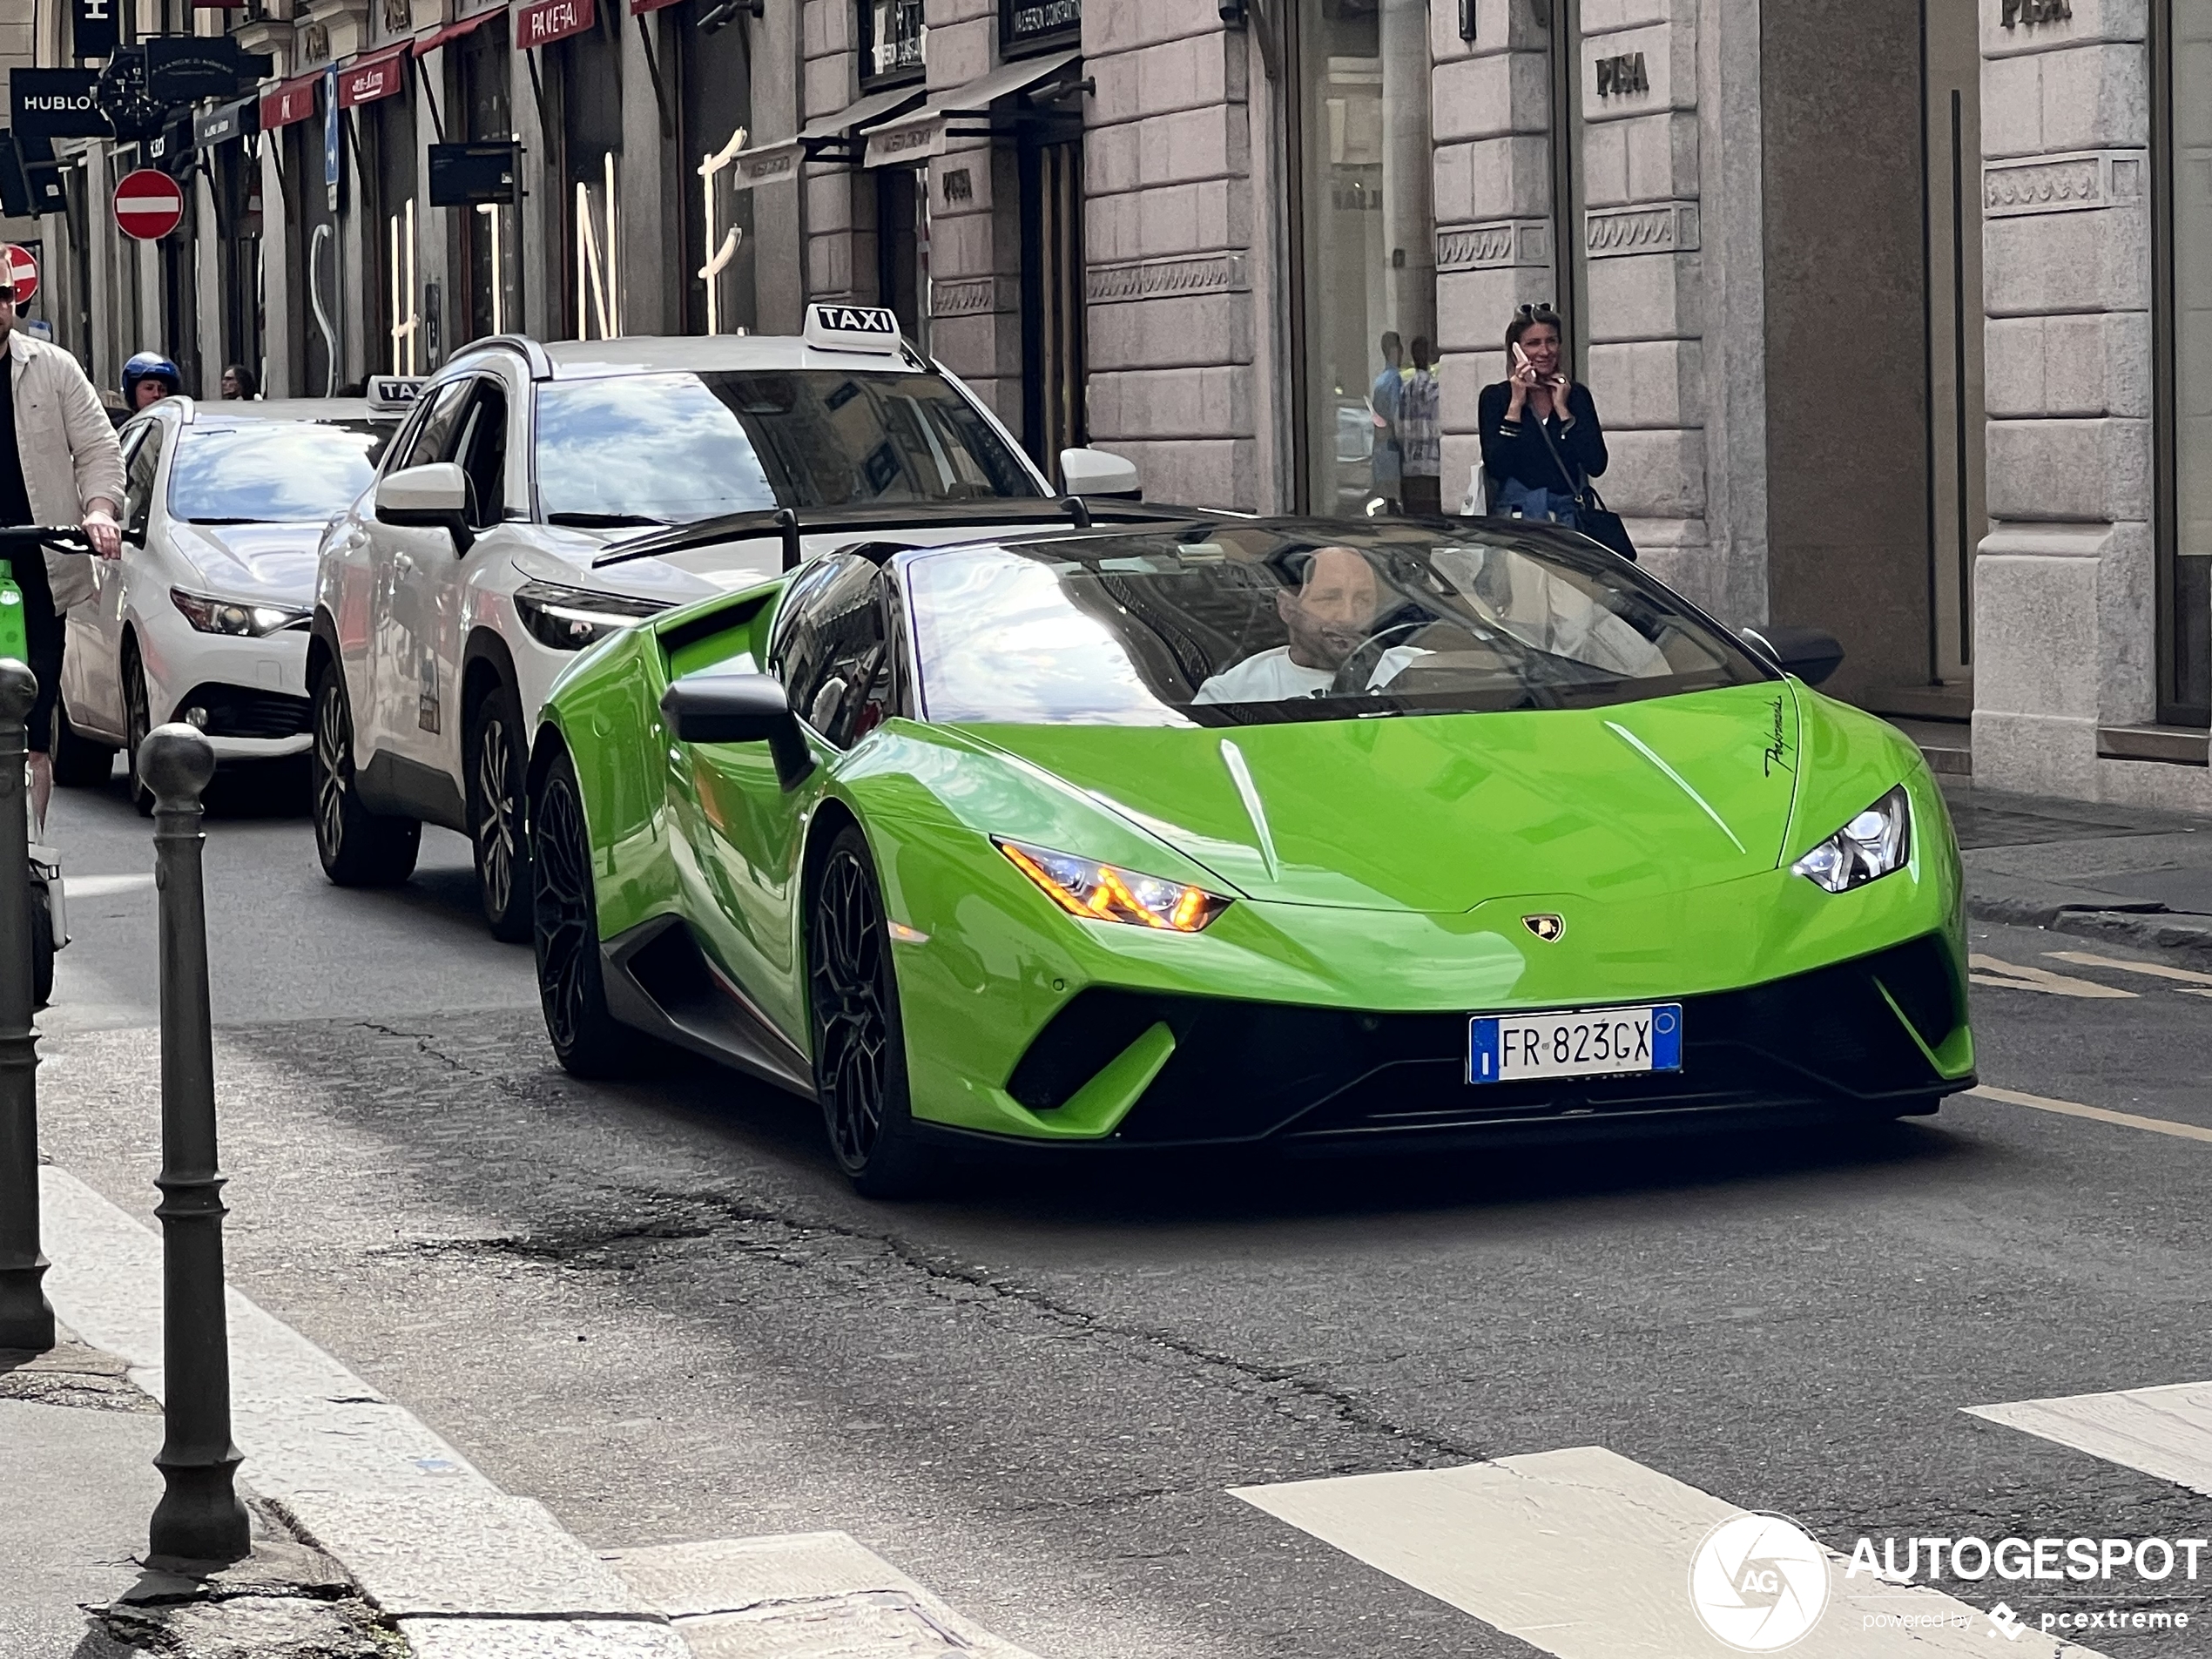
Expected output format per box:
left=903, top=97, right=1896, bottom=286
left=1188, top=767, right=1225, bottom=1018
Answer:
left=1399, top=335, right=1443, bottom=516
left=1367, top=331, right=1403, bottom=516
left=1478, top=303, right=1608, bottom=530
left=219, top=362, right=258, bottom=400
left=0, top=276, right=126, bottom=831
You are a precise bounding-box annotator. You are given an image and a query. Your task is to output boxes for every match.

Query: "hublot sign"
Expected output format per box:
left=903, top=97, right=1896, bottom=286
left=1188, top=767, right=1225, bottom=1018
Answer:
left=9, top=67, right=111, bottom=138
left=1000, top=0, right=1078, bottom=57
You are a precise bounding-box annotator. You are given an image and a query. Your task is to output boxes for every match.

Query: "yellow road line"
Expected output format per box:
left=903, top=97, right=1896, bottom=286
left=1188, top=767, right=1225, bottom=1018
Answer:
left=2046, top=948, right=2212, bottom=988
left=1967, top=954, right=2136, bottom=998
left=1971, top=1083, right=2212, bottom=1145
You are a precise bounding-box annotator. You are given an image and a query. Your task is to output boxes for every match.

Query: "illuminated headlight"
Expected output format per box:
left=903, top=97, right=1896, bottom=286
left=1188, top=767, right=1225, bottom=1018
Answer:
left=1792, top=786, right=1911, bottom=894
left=996, top=839, right=1231, bottom=933
left=170, top=589, right=309, bottom=637
left=514, top=580, right=671, bottom=651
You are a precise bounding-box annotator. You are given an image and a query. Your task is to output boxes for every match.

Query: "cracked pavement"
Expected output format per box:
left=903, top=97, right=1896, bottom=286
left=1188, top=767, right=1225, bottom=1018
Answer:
left=33, top=775, right=2212, bottom=1657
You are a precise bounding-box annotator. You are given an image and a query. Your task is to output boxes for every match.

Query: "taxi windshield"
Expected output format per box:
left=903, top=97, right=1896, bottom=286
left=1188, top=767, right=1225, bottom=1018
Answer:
left=534, top=370, right=1042, bottom=526
left=905, top=524, right=1773, bottom=727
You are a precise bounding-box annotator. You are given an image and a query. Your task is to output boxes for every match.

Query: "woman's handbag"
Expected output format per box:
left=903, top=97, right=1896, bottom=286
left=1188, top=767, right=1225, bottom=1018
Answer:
left=1533, top=412, right=1637, bottom=563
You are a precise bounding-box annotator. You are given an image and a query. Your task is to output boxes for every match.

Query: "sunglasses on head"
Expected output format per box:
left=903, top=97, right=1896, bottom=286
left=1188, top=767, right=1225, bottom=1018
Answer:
left=1516, top=302, right=1561, bottom=321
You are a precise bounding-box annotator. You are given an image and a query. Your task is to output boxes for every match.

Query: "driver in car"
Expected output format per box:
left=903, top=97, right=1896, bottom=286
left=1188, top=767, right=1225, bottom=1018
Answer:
left=1195, top=544, right=1424, bottom=704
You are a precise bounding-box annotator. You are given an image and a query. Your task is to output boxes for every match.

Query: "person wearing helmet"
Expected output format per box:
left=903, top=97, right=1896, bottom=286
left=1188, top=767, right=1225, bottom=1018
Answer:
left=114, top=351, right=182, bottom=427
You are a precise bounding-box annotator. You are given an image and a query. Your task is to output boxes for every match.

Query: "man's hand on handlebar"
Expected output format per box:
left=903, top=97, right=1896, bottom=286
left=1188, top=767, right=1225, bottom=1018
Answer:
left=82, top=506, right=121, bottom=559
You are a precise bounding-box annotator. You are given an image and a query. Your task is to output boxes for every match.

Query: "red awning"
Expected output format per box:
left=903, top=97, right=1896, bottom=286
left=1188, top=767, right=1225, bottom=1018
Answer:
left=415, top=6, right=503, bottom=53
left=630, top=0, right=680, bottom=15
left=335, top=43, right=411, bottom=109
left=516, top=0, right=593, bottom=49
left=259, top=71, right=321, bottom=131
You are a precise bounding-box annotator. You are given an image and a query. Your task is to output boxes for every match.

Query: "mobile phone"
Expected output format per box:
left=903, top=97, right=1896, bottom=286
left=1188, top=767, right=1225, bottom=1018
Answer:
left=1510, top=342, right=1531, bottom=373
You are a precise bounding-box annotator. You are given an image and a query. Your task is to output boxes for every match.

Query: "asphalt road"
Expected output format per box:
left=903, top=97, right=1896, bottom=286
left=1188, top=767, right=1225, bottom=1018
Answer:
left=34, top=761, right=2212, bottom=1657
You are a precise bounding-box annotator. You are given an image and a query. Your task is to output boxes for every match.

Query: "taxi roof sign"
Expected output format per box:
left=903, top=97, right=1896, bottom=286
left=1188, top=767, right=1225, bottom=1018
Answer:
left=803, top=303, right=903, bottom=354
left=366, top=375, right=424, bottom=413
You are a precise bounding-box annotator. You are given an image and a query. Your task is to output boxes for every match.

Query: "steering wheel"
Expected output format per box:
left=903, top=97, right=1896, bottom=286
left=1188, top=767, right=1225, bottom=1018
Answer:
left=1327, top=618, right=1428, bottom=697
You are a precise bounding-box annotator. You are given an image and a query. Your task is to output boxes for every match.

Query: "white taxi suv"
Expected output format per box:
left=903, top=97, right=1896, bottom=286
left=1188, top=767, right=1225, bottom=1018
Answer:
left=54, top=395, right=398, bottom=810
left=309, top=306, right=1157, bottom=941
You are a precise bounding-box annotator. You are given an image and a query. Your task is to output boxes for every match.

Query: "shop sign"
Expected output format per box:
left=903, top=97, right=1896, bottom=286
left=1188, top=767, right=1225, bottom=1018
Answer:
left=860, top=0, right=924, bottom=85
left=9, top=68, right=110, bottom=138
left=72, top=0, right=118, bottom=64
left=516, top=0, right=595, bottom=49
left=299, top=22, right=333, bottom=64
left=260, top=75, right=320, bottom=130
left=428, top=140, right=519, bottom=205
left=97, top=45, right=165, bottom=140
left=336, top=47, right=410, bottom=107
left=147, top=37, right=272, bottom=104
left=1595, top=51, right=1648, bottom=98
left=193, top=97, right=256, bottom=146
left=999, top=0, right=1077, bottom=57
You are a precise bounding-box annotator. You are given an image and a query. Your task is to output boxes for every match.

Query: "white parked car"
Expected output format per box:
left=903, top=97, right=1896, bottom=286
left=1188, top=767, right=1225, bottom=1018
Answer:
left=309, top=307, right=1154, bottom=941
left=54, top=395, right=400, bottom=810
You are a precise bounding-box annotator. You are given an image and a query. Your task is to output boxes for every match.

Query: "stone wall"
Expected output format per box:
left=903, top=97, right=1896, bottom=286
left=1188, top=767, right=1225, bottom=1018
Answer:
left=924, top=0, right=1021, bottom=429
left=1974, top=0, right=2159, bottom=799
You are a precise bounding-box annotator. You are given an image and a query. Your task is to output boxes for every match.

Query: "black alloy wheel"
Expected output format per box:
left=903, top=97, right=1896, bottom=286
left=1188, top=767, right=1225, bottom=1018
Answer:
left=309, top=658, right=421, bottom=887
left=49, top=697, right=118, bottom=787
left=807, top=824, right=935, bottom=1197
left=467, top=681, right=533, bottom=942
left=123, top=648, right=155, bottom=816
left=530, top=751, right=635, bottom=1077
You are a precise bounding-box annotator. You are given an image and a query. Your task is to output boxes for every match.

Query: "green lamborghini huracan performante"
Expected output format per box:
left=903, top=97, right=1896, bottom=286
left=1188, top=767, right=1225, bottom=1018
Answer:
left=525, top=518, right=1974, bottom=1194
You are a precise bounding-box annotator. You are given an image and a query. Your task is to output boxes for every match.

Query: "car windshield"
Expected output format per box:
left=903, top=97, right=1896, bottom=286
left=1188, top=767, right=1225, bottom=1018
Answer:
left=167, top=421, right=388, bottom=523
left=533, top=370, right=1042, bottom=526
left=905, top=524, right=1773, bottom=727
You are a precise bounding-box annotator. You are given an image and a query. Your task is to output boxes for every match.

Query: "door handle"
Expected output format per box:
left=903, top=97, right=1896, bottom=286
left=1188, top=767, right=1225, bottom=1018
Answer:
left=394, top=554, right=415, bottom=573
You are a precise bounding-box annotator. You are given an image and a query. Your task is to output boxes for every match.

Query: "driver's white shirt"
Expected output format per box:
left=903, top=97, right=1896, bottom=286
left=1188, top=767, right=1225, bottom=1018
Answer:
left=1192, top=645, right=1423, bottom=705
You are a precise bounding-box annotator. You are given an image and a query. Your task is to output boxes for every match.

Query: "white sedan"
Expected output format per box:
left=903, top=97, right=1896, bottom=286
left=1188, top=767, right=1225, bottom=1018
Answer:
left=55, top=397, right=392, bottom=810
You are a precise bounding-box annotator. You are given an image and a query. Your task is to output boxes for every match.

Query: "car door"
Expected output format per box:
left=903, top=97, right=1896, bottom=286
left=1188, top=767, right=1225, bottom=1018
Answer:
left=61, top=420, right=153, bottom=740
left=364, top=375, right=475, bottom=779
left=671, top=553, right=897, bottom=1047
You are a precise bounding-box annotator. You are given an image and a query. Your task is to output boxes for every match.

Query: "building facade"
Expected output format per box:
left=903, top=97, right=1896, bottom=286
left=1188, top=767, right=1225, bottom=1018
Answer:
left=4, top=1, right=2210, bottom=807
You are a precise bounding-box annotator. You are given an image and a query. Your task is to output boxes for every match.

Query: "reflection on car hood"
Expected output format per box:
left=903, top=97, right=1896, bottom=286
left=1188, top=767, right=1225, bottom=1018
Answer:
left=961, top=682, right=1804, bottom=913
left=512, top=516, right=1086, bottom=607
left=169, top=520, right=326, bottom=604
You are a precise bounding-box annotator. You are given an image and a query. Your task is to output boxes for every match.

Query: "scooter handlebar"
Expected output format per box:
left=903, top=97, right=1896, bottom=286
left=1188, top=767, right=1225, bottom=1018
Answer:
left=0, top=526, right=96, bottom=556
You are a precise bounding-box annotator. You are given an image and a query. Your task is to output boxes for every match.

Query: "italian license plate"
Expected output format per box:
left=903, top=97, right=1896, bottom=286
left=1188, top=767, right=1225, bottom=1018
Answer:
left=1467, top=1003, right=1683, bottom=1084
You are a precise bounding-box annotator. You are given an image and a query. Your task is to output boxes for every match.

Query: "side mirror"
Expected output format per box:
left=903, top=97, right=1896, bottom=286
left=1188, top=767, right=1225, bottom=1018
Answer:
left=374, top=462, right=475, bottom=551
left=1741, top=624, right=1844, bottom=687
left=1060, top=447, right=1142, bottom=500
left=659, top=671, right=814, bottom=789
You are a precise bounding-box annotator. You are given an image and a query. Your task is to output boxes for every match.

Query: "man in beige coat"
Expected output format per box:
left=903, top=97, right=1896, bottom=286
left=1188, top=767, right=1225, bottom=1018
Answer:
left=0, top=276, right=126, bottom=829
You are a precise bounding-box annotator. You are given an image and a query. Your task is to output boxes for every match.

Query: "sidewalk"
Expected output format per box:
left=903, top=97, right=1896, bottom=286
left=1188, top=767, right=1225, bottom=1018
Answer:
left=8, top=1163, right=1039, bottom=1659
left=1944, top=779, right=2212, bottom=962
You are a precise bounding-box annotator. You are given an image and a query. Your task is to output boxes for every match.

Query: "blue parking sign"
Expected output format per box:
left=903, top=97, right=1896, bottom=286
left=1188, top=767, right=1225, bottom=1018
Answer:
left=323, top=66, right=341, bottom=199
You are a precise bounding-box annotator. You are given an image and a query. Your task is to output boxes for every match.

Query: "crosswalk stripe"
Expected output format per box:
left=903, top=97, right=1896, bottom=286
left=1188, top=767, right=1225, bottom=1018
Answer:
left=2045, top=950, right=2212, bottom=988
left=1968, top=954, right=2136, bottom=998
left=1970, top=1084, right=2212, bottom=1146
left=1230, top=1447, right=2101, bottom=1656
left=1967, top=1381, right=2212, bottom=1501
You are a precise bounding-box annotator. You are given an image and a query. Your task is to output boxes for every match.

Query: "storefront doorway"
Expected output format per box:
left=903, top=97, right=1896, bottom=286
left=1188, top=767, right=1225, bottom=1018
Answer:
left=675, top=0, right=755, bottom=336
left=1019, top=135, right=1082, bottom=477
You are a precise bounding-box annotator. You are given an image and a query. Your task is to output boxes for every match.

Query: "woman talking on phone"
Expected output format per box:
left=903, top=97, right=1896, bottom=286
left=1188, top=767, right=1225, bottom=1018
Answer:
left=1478, top=303, right=1609, bottom=531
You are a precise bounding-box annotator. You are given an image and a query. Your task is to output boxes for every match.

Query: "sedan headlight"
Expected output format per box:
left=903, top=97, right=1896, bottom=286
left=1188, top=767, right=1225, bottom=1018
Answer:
left=996, top=839, right=1232, bottom=933
left=1792, top=786, right=1911, bottom=894
left=170, top=589, right=310, bottom=637
left=514, top=580, right=671, bottom=651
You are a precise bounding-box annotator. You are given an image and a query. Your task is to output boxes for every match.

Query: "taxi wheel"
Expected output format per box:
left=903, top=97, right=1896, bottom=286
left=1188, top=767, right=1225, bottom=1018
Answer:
left=467, top=681, right=533, bottom=943
left=530, top=750, right=634, bottom=1078
left=50, top=698, right=117, bottom=787
left=310, top=659, right=421, bottom=887
left=123, top=650, right=155, bottom=817
left=807, top=824, right=938, bottom=1199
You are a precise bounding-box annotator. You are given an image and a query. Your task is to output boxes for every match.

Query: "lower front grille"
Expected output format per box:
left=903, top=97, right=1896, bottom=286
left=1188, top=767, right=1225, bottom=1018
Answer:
left=1006, top=934, right=1967, bottom=1146
left=173, top=683, right=313, bottom=740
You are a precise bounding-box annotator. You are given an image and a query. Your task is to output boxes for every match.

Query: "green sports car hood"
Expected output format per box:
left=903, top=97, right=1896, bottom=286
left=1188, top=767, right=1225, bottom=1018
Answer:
left=956, top=680, right=1804, bottom=913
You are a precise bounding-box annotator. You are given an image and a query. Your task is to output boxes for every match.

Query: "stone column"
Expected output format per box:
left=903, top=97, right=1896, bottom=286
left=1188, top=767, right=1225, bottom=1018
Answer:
left=1082, top=8, right=1257, bottom=508
left=1974, top=0, right=2155, bottom=799
left=260, top=138, right=297, bottom=395
left=619, top=13, right=672, bottom=334
left=921, top=0, right=1016, bottom=425
left=801, top=0, right=867, bottom=300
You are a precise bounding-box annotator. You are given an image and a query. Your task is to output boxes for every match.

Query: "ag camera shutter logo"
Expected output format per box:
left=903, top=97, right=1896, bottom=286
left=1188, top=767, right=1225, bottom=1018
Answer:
left=1689, top=1513, right=1831, bottom=1651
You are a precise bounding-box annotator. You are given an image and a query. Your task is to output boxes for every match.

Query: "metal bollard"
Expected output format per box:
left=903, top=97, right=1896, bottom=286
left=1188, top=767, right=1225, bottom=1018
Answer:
left=141, top=725, right=249, bottom=1569
left=0, top=660, right=53, bottom=1352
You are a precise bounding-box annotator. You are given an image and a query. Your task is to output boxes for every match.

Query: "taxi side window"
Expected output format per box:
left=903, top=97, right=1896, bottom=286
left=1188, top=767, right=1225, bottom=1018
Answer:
left=450, top=383, right=508, bottom=528
left=121, top=423, right=165, bottom=539
left=389, top=379, right=473, bottom=474
left=767, top=555, right=895, bottom=748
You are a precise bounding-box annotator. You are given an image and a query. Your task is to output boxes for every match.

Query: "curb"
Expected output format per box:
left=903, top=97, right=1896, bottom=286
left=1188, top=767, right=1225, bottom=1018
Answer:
left=1966, top=894, right=2212, bottom=966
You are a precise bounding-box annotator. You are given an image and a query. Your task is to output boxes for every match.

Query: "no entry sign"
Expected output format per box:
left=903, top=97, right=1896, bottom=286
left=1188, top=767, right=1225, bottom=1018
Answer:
left=0, top=245, right=37, bottom=306
left=113, top=167, right=184, bottom=240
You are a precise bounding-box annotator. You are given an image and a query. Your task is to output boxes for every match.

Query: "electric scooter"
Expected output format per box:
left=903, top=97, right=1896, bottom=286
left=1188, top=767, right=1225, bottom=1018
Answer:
left=0, top=524, right=92, bottom=1007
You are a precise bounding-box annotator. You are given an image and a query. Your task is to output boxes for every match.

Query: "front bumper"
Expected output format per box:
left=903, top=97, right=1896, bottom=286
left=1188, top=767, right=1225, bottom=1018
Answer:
left=137, top=604, right=312, bottom=759
left=962, top=933, right=1973, bottom=1149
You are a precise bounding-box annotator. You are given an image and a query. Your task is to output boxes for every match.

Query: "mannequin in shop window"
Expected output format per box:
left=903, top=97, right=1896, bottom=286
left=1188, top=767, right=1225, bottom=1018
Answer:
left=1478, top=304, right=1608, bottom=530
left=1399, top=335, right=1443, bottom=517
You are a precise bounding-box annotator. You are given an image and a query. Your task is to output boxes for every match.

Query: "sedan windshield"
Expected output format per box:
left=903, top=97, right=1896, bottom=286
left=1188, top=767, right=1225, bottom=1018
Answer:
left=907, top=524, right=1772, bottom=727
left=534, top=370, right=1042, bottom=526
left=168, top=421, right=388, bottom=523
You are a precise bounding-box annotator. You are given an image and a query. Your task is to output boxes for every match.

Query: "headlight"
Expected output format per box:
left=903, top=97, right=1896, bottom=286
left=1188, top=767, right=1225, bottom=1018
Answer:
left=513, top=580, right=671, bottom=651
left=996, top=839, right=1231, bottom=933
left=170, top=589, right=310, bottom=637
left=1792, top=786, right=1911, bottom=894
